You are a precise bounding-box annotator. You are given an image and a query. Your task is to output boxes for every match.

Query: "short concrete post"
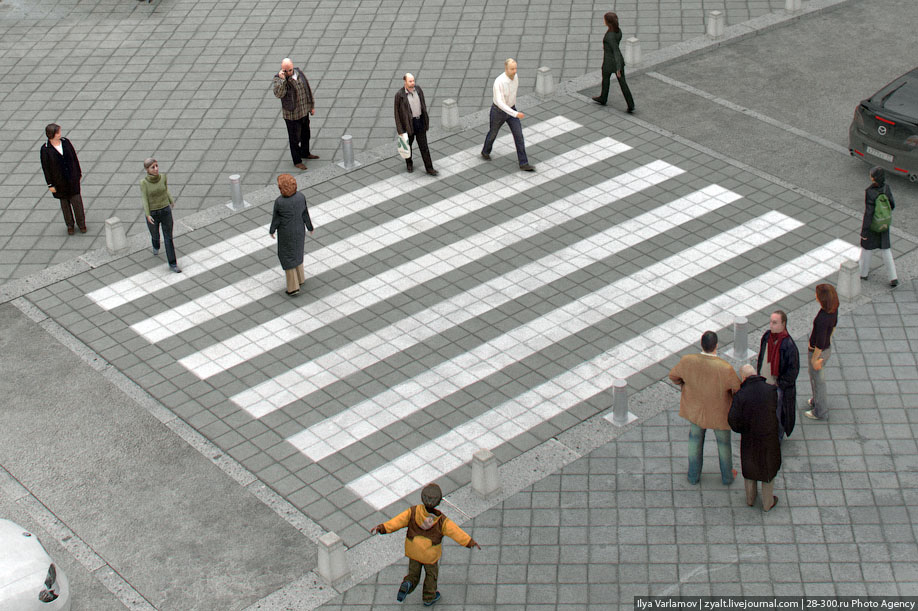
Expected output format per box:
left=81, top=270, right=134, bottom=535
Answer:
left=623, top=37, right=641, bottom=66
left=784, top=0, right=802, bottom=13
left=227, top=174, right=248, bottom=211
left=837, top=259, right=861, bottom=299
left=336, top=134, right=360, bottom=171
left=471, top=449, right=501, bottom=498
left=733, top=316, right=749, bottom=357
left=104, top=217, right=126, bottom=253
left=317, top=531, right=349, bottom=587
left=611, top=378, right=629, bottom=427
left=535, top=66, right=555, bottom=98
left=441, top=99, right=460, bottom=131
left=707, top=10, right=725, bottom=39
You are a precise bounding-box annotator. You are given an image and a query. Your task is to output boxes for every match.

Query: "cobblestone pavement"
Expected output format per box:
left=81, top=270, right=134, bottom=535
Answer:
left=21, top=89, right=909, bottom=553
left=316, top=282, right=918, bottom=610
left=0, top=0, right=789, bottom=284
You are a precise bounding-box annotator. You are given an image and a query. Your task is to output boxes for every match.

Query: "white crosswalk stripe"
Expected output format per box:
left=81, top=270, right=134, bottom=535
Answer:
left=81, top=118, right=859, bottom=513
left=347, top=239, right=859, bottom=510
left=177, top=138, right=640, bottom=379
left=232, top=185, right=742, bottom=419
left=86, top=116, right=582, bottom=312
left=287, top=211, right=801, bottom=462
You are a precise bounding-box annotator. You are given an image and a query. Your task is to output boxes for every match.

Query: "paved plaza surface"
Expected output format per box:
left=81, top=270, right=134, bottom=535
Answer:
left=0, top=0, right=790, bottom=284
left=3, top=0, right=918, bottom=609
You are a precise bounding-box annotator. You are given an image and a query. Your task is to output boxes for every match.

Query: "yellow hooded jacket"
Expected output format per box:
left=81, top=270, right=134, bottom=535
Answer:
left=377, top=504, right=476, bottom=565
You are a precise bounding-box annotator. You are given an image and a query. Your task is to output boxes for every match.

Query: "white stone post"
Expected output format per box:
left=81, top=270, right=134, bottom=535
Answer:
left=707, top=10, right=725, bottom=39
left=785, top=0, right=802, bottom=13
left=837, top=259, right=861, bottom=299
left=623, top=37, right=641, bottom=66
left=317, top=531, right=349, bottom=587
left=336, top=134, right=360, bottom=170
left=535, top=66, right=555, bottom=98
left=471, top=449, right=501, bottom=498
left=441, top=99, right=460, bottom=131
left=104, top=217, right=126, bottom=254
left=227, top=174, right=250, bottom=211
left=610, top=378, right=630, bottom=427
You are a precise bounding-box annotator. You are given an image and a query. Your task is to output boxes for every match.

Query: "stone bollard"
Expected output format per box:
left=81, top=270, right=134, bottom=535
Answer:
left=227, top=174, right=250, bottom=211
left=336, top=134, right=360, bottom=171
left=623, top=37, right=641, bottom=67
left=707, top=10, right=726, bottom=39
left=610, top=378, right=631, bottom=427
left=837, top=259, right=861, bottom=299
left=441, top=99, right=460, bottom=131
left=785, top=0, right=802, bottom=13
left=724, top=315, right=755, bottom=361
left=471, top=449, right=501, bottom=498
left=317, top=531, right=349, bottom=587
left=105, top=217, right=126, bottom=254
left=535, top=67, right=555, bottom=98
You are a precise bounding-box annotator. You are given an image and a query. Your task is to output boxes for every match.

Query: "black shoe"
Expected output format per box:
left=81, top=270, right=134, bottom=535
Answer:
left=860, top=275, right=868, bottom=280
left=592, top=96, right=606, bottom=105
left=406, top=164, right=414, bottom=173
left=426, top=169, right=439, bottom=176
left=891, top=279, right=899, bottom=287
left=480, top=153, right=490, bottom=160
left=169, top=264, right=182, bottom=273
left=285, top=288, right=300, bottom=297
left=423, top=591, right=441, bottom=606
left=626, top=107, right=635, bottom=114
left=396, top=580, right=412, bottom=602
left=519, top=164, right=535, bottom=172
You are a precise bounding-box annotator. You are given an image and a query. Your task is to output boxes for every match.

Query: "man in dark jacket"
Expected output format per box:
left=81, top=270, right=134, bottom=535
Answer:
left=273, top=58, right=317, bottom=170
left=756, top=310, right=799, bottom=442
left=729, top=364, right=781, bottom=512
left=40, top=123, right=86, bottom=235
left=394, top=73, right=437, bottom=176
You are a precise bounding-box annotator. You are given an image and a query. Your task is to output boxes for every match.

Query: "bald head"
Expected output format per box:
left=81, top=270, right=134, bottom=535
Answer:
left=504, top=58, right=517, bottom=79
left=740, top=364, right=756, bottom=380
left=403, top=73, right=416, bottom=92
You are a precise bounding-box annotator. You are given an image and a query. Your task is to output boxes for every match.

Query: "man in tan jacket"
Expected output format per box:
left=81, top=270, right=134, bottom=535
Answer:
left=669, top=330, right=741, bottom=485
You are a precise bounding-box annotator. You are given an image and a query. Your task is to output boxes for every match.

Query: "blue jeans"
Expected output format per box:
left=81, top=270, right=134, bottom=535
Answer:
left=147, top=205, right=177, bottom=266
left=482, top=104, right=528, bottom=166
left=687, top=423, right=734, bottom=484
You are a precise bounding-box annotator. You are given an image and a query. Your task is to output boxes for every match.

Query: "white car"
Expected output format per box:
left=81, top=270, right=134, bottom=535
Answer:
left=0, top=519, right=71, bottom=610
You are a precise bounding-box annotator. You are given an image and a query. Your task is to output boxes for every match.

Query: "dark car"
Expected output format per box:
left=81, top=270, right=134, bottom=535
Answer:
left=848, top=67, right=918, bottom=183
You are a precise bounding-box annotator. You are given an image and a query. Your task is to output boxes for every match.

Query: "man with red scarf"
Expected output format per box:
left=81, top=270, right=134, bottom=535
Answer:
left=756, top=311, right=799, bottom=441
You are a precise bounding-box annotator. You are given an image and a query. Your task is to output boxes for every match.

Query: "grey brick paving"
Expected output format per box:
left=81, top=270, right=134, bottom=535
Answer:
left=317, top=288, right=918, bottom=608
left=1, top=0, right=789, bottom=285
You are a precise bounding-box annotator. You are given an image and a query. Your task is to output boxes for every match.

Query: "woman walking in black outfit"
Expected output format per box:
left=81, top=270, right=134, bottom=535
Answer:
left=593, top=12, right=635, bottom=113
left=269, top=174, right=314, bottom=296
left=858, top=166, right=898, bottom=287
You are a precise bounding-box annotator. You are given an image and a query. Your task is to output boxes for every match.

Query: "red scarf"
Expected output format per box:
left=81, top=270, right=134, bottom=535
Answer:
left=766, top=330, right=789, bottom=378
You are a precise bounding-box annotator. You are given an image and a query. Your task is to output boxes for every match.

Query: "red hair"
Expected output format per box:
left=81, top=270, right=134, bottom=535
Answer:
left=815, top=283, right=839, bottom=313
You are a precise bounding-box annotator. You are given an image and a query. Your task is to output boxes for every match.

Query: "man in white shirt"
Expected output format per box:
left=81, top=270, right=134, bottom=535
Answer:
left=481, top=59, right=535, bottom=172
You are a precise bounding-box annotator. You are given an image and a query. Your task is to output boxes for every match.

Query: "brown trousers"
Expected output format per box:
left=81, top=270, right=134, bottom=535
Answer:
left=405, top=559, right=439, bottom=602
left=285, top=264, right=305, bottom=293
left=59, top=194, right=86, bottom=230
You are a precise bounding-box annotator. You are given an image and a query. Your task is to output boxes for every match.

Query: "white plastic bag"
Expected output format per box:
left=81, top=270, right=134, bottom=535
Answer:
left=397, top=133, right=411, bottom=159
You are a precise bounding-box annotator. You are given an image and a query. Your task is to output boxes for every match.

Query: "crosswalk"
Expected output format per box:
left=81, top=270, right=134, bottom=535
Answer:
left=80, top=115, right=859, bottom=513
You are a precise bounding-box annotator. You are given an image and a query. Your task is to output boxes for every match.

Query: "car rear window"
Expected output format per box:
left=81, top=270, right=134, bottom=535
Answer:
left=872, top=74, right=918, bottom=117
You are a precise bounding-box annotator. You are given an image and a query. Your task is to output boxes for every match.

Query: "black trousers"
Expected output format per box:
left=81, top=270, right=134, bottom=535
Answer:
left=58, top=193, right=86, bottom=230
left=284, top=114, right=311, bottom=164
left=147, top=206, right=177, bottom=266
left=406, top=117, right=434, bottom=172
left=598, top=67, right=635, bottom=110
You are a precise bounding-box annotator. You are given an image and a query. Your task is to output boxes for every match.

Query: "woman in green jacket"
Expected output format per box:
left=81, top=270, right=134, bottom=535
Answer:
left=141, top=158, right=181, bottom=273
left=593, top=11, right=635, bottom=113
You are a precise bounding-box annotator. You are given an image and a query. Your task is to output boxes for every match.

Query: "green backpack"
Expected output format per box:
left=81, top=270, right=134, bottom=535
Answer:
left=870, top=192, right=892, bottom=233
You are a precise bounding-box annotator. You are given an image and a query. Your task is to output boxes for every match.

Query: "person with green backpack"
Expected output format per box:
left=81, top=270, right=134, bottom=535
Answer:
left=859, top=166, right=898, bottom=288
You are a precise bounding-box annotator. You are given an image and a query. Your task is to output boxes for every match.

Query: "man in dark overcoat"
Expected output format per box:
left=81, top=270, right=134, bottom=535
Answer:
left=394, top=73, right=437, bottom=176
left=756, top=310, right=799, bottom=441
left=729, top=365, right=781, bottom=512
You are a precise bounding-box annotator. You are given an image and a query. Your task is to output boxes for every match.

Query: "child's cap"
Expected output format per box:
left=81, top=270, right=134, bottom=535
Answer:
left=421, top=483, right=442, bottom=509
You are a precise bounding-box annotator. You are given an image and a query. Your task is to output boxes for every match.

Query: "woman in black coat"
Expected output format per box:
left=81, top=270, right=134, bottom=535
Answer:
left=729, top=365, right=781, bottom=512
left=591, top=12, right=635, bottom=112
left=269, top=173, right=314, bottom=296
left=858, top=166, right=898, bottom=287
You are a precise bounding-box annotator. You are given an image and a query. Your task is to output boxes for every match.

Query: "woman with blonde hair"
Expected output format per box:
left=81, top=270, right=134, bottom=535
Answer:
left=269, top=174, right=314, bottom=296
left=141, top=158, right=181, bottom=273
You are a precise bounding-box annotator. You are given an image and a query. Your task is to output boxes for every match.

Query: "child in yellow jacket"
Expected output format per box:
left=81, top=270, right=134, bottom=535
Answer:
left=370, top=483, right=480, bottom=606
